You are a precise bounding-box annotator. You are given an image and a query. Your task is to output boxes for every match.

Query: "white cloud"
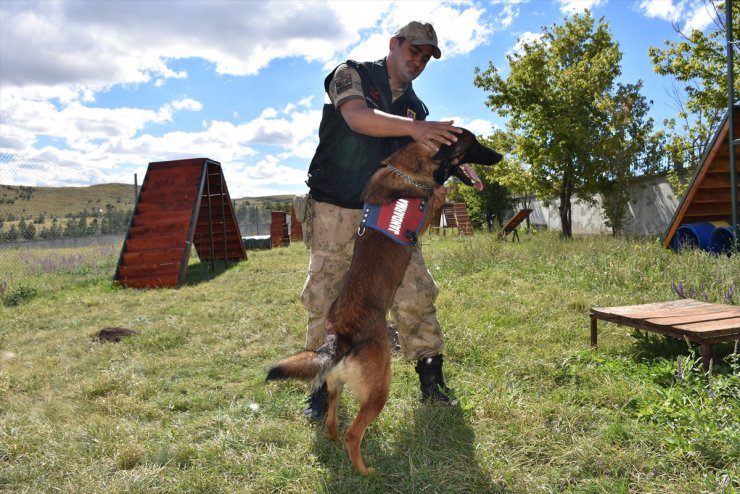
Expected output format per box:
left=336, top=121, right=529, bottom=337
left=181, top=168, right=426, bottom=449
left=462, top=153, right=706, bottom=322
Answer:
left=226, top=156, right=309, bottom=197
left=328, top=1, right=494, bottom=67
left=682, top=1, right=717, bottom=32
left=0, top=0, right=496, bottom=197
left=638, top=0, right=715, bottom=32
left=0, top=94, right=322, bottom=196
left=638, top=0, right=683, bottom=23
left=443, top=116, right=499, bottom=137
left=497, top=4, right=519, bottom=29
left=558, top=0, right=606, bottom=15
left=508, top=31, right=545, bottom=58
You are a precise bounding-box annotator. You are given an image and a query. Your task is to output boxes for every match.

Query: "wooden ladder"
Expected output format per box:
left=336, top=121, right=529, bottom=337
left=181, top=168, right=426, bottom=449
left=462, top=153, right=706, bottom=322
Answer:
left=452, top=202, right=474, bottom=236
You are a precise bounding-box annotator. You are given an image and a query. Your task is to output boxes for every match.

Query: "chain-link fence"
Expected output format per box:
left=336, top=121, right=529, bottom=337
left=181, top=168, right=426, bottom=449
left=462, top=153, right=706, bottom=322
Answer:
left=0, top=156, right=291, bottom=302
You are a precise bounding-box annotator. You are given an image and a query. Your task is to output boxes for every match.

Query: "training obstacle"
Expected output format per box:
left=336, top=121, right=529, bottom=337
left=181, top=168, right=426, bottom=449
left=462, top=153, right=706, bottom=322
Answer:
left=114, top=158, right=246, bottom=288
left=663, top=105, right=740, bottom=252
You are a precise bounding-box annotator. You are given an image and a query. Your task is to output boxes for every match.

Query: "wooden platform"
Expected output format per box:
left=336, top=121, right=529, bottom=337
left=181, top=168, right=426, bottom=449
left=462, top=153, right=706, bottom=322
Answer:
left=590, top=299, right=740, bottom=369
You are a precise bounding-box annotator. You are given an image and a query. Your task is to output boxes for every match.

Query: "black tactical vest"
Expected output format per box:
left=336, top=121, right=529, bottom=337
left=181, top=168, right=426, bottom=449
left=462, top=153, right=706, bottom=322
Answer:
left=306, top=58, right=429, bottom=209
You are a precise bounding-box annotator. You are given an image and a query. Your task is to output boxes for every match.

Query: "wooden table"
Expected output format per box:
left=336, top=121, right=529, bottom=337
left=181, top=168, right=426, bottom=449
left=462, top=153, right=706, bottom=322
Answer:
left=590, top=299, right=740, bottom=369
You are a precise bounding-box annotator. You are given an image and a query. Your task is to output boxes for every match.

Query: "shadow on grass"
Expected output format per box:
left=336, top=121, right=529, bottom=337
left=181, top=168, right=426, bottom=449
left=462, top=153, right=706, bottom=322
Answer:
left=630, top=330, right=739, bottom=373
left=312, top=402, right=509, bottom=493
left=182, top=259, right=243, bottom=286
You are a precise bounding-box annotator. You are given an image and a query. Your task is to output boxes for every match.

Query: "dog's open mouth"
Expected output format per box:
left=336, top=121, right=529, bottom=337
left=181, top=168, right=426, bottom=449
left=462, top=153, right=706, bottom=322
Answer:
left=453, top=163, right=484, bottom=191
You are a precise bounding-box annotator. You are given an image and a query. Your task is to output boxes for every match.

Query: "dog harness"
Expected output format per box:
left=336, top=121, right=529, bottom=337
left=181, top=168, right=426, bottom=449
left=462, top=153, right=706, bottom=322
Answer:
left=358, top=197, right=429, bottom=246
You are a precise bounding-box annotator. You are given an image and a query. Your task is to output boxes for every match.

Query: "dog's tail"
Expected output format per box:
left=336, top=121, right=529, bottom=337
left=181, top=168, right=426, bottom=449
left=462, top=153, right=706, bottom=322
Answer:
left=265, top=335, right=336, bottom=386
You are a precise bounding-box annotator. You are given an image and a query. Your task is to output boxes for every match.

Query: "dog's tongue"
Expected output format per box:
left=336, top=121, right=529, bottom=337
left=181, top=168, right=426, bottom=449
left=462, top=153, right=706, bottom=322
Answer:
left=462, top=164, right=484, bottom=191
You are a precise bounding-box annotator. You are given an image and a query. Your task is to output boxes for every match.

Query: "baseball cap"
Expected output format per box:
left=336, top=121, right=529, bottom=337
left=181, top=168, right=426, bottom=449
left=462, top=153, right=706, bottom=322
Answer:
left=393, top=21, right=441, bottom=59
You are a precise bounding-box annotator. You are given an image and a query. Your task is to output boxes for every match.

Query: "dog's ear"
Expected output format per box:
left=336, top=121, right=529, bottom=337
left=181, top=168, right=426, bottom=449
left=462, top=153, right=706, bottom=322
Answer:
left=434, top=129, right=503, bottom=166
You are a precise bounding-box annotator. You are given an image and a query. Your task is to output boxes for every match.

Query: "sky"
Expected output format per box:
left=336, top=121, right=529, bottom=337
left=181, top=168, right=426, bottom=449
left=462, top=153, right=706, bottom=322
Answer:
left=0, top=0, right=721, bottom=198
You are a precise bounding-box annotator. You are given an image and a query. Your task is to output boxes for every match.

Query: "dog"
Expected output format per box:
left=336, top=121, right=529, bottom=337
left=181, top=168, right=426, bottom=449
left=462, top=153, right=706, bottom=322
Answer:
left=266, top=128, right=503, bottom=475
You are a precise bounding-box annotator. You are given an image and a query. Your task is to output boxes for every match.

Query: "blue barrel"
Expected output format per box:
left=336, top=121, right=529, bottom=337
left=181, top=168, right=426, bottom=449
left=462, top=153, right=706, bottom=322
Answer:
left=672, top=221, right=729, bottom=252
left=708, top=226, right=737, bottom=255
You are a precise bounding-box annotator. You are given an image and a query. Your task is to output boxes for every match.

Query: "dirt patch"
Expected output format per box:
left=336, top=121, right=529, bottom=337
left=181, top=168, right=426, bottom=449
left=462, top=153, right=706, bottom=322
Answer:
left=92, top=327, right=138, bottom=343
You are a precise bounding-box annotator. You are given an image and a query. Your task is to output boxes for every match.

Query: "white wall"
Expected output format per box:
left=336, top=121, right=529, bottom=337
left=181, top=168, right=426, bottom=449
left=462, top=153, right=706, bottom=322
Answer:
left=517, top=175, right=679, bottom=236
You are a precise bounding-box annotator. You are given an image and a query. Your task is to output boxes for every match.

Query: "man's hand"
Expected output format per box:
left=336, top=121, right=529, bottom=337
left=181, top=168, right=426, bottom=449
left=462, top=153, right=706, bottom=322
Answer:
left=409, top=120, right=461, bottom=152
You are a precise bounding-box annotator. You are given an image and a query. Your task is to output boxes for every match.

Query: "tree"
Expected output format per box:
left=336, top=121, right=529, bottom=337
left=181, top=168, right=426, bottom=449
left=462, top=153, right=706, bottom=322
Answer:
left=18, top=219, right=36, bottom=241
left=474, top=11, right=622, bottom=237
left=648, top=0, right=740, bottom=195
left=592, top=82, right=665, bottom=236
left=3, top=224, right=19, bottom=242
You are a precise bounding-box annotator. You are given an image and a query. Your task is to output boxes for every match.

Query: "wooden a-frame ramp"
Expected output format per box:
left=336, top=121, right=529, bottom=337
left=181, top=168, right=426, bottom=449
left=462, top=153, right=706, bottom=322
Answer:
left=437, top=202, right=474, bottom=235
left=114, top=158, right=246, bottom=288
left=662, top=105, right=740, bottom=248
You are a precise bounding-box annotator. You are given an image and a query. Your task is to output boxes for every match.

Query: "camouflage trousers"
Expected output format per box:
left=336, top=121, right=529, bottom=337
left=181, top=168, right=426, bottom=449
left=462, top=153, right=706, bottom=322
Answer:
left=300, top=199, right=444, bottom=361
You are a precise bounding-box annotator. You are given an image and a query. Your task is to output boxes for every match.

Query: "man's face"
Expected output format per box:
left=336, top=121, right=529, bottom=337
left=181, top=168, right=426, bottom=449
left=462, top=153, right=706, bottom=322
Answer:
left=388, top=38, right=434, bottom=85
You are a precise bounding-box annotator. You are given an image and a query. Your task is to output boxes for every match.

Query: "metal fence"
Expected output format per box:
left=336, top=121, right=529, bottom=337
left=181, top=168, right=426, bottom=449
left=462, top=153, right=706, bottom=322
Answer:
left=0, top=156, right=286, bottom=300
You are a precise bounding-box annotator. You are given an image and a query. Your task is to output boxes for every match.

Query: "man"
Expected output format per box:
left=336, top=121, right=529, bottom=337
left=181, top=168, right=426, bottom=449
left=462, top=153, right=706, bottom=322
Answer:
left=301, top=21, right=460, bottom=419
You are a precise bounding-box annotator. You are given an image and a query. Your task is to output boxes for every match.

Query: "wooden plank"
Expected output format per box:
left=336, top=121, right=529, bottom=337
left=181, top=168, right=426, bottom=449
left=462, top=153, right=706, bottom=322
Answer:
left=682, top=212, right=735, bottom=223
left=645, top=309, right=740, bottom=326
left=128, top=223, right=190, bottom=238
left=117, top=263, right=180, bottom=279
left=501, top=209, right=533, bottom=235
left=117, top=274, right=180, bottom=288
left=121, top=248, right=183, bottom=266
left=685, top=202, right=736, bottom=215
left=640, top=305, right=739, bottom=320
left=137, top=201, right=194, bottom=213
left=673, top=317, right=740, bottom=334
left=132, top=210, right=192, bottom=227
left=591, top=299, right=708, bottom=316
left=139, top=189, right=199, bottom=205
left=124, top=234, right=188, bottom=252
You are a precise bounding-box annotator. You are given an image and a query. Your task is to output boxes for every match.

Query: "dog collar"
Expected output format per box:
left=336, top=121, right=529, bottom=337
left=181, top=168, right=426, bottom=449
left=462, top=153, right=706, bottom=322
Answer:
left=383, top=164, right=435, bottom=192
left=358, top=197, right=429, bottom=246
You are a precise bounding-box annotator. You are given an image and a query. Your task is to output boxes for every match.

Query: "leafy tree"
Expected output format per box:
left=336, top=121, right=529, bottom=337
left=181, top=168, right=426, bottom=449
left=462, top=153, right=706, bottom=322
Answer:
left=474, top=11, right=622, bottom=237
left=39, top=220, right=63, bottom=240
left=592, top=82, right=665, bottom=236
left=18, top=220, right=36, bottom=240
left=648, top=0, right=740, bottom=195
left=3, top=224, right=19, bottom=242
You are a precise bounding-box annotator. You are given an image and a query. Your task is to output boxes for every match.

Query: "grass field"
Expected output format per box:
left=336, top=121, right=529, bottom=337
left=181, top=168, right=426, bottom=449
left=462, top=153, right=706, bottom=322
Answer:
left=0, top=231, right=738, bottom=493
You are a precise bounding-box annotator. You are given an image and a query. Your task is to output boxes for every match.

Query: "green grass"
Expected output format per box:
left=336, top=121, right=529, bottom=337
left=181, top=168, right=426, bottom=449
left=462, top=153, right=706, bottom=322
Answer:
left=1, top=232, right=738, bottom=493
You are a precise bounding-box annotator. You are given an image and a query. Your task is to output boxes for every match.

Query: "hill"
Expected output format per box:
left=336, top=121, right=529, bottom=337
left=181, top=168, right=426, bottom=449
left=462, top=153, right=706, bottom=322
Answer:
left=0, top=183, right=138, bottom=220
left=0, top=183, right=296, bottom=221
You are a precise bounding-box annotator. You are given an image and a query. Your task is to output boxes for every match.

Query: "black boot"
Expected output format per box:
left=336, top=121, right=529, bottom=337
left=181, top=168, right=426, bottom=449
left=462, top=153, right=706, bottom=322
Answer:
left=415, top=355, right=457, bottom=405
left=303, top=382, right=328, bottom=419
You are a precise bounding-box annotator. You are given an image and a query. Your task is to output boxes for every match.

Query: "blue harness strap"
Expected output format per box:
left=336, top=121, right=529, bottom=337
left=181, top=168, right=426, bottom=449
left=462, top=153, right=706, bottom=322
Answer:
left=358, top=197, right=429, bottom=246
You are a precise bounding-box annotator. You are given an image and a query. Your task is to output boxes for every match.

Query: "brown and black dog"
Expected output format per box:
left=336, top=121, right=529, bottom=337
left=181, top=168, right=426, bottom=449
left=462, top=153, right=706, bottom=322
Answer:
left=266, top=128, right=502, bottom=475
